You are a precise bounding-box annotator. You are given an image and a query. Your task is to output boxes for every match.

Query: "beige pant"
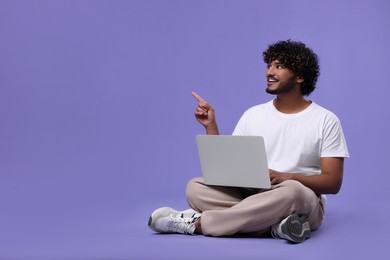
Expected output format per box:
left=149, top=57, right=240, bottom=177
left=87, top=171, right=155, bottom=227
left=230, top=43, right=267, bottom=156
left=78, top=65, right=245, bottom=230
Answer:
left=186, top=177, right=325, bottom=237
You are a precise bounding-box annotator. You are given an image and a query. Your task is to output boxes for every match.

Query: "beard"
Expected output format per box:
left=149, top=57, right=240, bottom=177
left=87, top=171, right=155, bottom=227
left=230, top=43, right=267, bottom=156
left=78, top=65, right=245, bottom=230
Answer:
left=266, top=76, right=297, bottom=95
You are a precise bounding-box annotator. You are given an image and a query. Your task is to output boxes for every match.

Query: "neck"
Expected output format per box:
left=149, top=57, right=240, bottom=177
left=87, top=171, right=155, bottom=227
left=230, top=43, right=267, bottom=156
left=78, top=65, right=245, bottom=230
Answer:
left=273, top=94, right=311, bottom=114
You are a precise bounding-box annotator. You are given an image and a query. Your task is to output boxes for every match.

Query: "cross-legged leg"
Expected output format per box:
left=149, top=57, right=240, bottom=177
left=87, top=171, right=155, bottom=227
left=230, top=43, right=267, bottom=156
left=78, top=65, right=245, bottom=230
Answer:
left=186, top=177, right=259, bottom=212
left=186, top=177, right=324, bottom=237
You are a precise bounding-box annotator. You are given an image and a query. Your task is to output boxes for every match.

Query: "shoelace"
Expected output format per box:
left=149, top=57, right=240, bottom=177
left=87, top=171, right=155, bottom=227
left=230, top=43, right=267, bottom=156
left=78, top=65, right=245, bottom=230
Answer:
left=178, top=213, right=200, bottom=218
left=167, top=215, right=201, bottom=235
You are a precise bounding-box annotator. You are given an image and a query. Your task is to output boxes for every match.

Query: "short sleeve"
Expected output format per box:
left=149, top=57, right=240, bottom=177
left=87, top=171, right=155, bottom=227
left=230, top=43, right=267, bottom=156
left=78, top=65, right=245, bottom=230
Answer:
left=321, top=115, right=349, bottom=158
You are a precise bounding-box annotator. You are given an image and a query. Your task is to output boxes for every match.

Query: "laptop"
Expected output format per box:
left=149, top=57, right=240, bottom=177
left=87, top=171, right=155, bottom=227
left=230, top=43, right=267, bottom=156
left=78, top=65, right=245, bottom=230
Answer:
left=196, top=135, right=271, bottom=189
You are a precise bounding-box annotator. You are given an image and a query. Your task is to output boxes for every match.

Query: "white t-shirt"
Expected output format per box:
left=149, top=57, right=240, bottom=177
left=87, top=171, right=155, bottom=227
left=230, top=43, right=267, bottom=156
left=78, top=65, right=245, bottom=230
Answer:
left=232, top=100, right=349, bottom=176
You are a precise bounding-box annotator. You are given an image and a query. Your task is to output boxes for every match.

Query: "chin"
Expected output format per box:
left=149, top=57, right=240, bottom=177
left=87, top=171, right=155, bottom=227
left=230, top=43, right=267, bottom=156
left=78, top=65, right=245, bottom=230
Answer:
left=266, top=88, right=278, bottom=95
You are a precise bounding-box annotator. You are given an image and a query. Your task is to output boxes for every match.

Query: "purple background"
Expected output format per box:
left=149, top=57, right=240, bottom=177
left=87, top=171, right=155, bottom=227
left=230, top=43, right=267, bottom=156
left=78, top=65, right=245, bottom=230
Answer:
left=0, top=0, right=389, bottom=259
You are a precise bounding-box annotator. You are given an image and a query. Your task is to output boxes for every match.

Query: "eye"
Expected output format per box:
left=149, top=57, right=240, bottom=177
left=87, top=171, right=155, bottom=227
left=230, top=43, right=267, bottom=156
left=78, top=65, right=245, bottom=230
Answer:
left=276, top=64, right=284, bottom=69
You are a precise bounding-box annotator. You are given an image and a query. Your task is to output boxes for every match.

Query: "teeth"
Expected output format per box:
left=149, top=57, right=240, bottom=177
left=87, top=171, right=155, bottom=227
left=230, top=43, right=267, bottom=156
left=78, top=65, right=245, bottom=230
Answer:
left=268, top=78, right=278, bottom=82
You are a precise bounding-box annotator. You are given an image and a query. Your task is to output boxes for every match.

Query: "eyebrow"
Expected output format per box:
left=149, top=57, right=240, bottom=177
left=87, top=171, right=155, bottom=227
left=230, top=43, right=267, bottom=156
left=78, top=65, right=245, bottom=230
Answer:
left=267, top=61, right=284, bottom=66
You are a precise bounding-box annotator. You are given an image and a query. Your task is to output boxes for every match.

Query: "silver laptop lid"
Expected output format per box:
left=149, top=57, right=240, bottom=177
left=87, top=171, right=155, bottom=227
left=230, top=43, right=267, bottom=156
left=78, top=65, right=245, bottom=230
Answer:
left=196, top=135, right=271, bottom=189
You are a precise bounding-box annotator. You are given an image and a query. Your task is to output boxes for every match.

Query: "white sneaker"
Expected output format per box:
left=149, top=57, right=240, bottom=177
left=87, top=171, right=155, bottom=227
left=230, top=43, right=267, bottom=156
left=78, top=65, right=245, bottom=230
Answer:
left=148, top=207, right=201, bottom=235
left=271, top=214, right=311, bottom=243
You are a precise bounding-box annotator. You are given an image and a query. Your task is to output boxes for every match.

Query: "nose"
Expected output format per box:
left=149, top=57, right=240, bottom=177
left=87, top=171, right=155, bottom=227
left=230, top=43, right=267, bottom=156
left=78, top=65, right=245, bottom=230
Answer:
left=266, top=65, right=274, bottom=77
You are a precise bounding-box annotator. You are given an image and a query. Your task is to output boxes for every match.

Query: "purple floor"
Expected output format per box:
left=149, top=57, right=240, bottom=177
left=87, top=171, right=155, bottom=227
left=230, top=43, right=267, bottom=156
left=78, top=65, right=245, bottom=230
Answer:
left=136, top=195, right=389, bottom=260
left=1, top=182, right=389, bottom=260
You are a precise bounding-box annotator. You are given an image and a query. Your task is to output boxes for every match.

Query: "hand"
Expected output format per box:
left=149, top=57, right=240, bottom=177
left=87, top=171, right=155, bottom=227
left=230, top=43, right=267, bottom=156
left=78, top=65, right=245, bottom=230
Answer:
left=192, top=92, right=217, bottom=129
left=269, top=169, right=293, bottom=185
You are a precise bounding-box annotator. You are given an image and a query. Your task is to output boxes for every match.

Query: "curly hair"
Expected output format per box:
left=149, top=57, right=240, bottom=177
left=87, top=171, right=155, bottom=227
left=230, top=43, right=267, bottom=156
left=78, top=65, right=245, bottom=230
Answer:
left=262, top=40, right=320, bottom=96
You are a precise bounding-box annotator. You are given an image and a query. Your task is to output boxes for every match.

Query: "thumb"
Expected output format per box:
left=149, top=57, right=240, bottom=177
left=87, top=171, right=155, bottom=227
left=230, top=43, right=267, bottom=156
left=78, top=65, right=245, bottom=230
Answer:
left=203, top=102, right=215, bottom=114
left=200, top=100, right=209, bottom=108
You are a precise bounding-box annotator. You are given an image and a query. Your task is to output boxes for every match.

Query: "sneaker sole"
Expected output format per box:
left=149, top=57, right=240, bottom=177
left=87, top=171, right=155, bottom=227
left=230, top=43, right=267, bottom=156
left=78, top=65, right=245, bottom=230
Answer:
left=148, top=207, right=201, bottom=233
left=281, top=214, right=311, bottom=243
left=148, top=207, right=177, bottom=233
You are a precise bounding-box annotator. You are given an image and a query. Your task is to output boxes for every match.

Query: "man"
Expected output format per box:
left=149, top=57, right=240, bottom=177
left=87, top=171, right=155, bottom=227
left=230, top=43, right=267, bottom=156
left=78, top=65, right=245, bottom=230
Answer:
left=148, top=40, right=349, bottom=243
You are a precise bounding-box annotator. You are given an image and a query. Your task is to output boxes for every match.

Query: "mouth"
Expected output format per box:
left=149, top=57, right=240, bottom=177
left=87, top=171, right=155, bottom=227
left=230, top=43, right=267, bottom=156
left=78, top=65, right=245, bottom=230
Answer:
left=267, top=76, right=279, bottom=86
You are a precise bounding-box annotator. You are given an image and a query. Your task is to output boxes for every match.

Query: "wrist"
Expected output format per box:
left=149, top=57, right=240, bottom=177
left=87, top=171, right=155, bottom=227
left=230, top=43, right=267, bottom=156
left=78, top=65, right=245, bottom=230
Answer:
left=206, top=122, right=219, bottom=135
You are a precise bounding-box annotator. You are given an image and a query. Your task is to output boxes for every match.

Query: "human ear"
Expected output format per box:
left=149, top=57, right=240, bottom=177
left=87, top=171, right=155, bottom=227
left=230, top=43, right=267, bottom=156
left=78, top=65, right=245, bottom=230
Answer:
left=296, top=76, right=304, bottom=84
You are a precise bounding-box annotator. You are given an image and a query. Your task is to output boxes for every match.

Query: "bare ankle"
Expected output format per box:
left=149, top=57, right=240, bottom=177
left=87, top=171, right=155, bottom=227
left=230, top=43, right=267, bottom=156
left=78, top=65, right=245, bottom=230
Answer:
left=194, top=219, right=202, bottom=234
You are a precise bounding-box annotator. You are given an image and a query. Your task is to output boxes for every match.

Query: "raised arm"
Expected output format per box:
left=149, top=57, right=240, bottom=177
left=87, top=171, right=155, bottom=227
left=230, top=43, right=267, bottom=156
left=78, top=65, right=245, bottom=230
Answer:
left=269, top=157, right=345, bottom=194
left=192, top=92, right=219, bottom=135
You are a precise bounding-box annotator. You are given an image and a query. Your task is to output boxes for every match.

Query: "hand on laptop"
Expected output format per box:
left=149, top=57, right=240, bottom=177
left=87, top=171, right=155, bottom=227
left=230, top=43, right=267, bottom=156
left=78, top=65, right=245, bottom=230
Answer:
left=192, top=92, right=219, bottom=135
left=269, top=169, right=293, bottom=185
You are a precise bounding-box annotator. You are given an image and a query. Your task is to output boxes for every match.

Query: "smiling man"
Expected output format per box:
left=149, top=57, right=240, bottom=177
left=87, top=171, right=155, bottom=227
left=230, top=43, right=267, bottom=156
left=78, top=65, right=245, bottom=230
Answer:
left=148, top=40, right=349, bottom=243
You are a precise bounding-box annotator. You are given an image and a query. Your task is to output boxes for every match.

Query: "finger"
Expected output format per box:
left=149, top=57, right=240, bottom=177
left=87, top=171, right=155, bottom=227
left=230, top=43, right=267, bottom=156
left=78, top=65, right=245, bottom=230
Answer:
left=196, top=104, right=208, bottom=112
left=195, top=109, right=208, bottom=117
left=196, top=107, right=207, bottom=113
left=192, top=91, right=207, bottom=104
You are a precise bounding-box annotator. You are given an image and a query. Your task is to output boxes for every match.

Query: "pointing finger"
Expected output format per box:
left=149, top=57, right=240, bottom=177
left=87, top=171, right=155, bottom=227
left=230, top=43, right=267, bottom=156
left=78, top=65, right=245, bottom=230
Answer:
left=191, top=91, right=207, bottom=104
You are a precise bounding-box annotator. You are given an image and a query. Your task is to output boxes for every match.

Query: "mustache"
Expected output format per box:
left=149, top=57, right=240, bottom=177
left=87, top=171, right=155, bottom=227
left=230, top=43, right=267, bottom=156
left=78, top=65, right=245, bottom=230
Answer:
left=267, top=76, right=279, bottom=81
